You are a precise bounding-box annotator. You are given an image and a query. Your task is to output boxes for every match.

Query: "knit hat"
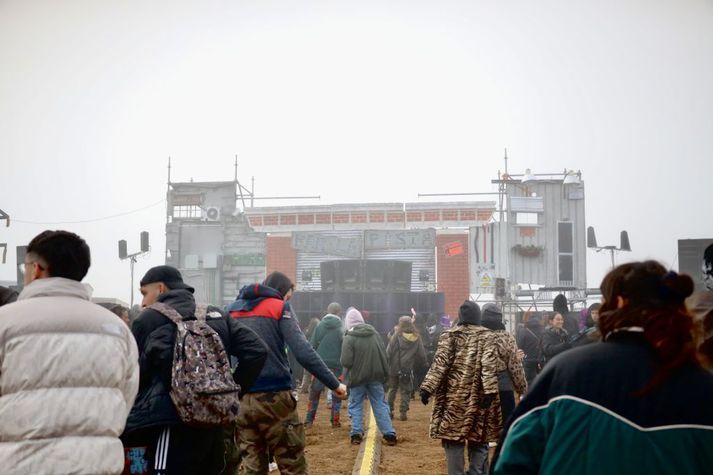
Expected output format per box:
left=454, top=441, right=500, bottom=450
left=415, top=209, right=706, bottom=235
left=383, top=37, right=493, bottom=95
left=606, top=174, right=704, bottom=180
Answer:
left=345, top=307, right=365, bottom=330
left=458, top=301, right=481, bottom=325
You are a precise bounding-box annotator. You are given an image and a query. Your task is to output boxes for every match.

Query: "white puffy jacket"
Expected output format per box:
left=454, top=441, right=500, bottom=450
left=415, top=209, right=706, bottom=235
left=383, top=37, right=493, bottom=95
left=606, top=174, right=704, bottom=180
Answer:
left=0, top=278, right=139, bottom=475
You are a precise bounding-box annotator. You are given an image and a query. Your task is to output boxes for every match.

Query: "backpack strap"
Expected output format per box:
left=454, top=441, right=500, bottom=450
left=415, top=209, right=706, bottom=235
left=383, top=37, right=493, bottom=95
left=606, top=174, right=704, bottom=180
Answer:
left=149, top=302, right=185, bottom=325
left=194, top=304, right=208, bottom=322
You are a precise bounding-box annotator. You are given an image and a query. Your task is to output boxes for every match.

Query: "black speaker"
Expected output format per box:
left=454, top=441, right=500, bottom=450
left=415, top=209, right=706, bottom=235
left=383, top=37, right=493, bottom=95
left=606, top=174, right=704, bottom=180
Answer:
left=392, top=261, right=412, bottom=291
left=337, top=260, right=362, bottom=291
left=365, top=260, right=390, bottom=291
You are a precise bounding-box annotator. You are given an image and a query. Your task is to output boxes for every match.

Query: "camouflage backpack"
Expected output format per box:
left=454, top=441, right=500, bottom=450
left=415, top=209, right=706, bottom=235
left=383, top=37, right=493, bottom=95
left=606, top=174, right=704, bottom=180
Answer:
left=150, top=302, right=240, bottom=427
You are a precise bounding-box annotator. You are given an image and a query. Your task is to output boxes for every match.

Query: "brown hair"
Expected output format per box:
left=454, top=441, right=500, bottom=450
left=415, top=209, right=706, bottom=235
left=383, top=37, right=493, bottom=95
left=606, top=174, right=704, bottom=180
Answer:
left=599, top=260, right=696, bottom=392
left=397, top=315, right=417, bottom=334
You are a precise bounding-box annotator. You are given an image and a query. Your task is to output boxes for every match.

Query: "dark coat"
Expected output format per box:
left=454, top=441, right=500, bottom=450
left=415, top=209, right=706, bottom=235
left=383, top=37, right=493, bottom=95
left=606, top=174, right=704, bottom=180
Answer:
left=125, top=289, right=268, bottom=434
left=541, top=326, right=571, bottom=363
left=386, top=332, right=427, bottom=377
left=494, top=332, right=713, bottom=474
left=516, top=321, right=544, bottom=365
left=341, top=323, right=389, bottom=386
left=311, top=314, right=344, bottom=370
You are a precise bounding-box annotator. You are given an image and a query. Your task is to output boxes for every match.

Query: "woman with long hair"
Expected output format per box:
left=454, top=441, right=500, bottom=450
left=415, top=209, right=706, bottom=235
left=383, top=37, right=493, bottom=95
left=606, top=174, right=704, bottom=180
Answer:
left=541, top=312, right=571, bottom=364
left=493, top=261, right=713, bottom=474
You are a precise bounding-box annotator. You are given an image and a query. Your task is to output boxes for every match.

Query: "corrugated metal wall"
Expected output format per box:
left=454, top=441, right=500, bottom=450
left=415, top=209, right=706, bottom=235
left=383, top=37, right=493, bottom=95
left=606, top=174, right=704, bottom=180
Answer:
left=508, top=181, right=587, bottom=288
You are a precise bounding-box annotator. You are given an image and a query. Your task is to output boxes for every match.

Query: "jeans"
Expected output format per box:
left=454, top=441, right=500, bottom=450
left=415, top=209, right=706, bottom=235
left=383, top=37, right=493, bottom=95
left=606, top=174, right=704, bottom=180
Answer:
left=305, top=368, right=342, bottom=425
left=442, top=440, right=489, bottom=475
left=348, top=383, right=395, bottom=437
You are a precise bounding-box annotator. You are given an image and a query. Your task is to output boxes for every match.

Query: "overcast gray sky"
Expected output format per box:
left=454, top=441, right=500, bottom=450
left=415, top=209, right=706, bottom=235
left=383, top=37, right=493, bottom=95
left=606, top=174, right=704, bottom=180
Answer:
left=1, top=0, right=712, bottom=305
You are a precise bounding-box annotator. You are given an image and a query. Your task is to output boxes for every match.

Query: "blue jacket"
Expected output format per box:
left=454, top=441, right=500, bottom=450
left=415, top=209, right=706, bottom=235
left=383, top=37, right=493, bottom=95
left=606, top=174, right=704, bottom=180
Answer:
left=493, top=331, right=713, bottom=475
left=228, top=284, right=340, bottom=393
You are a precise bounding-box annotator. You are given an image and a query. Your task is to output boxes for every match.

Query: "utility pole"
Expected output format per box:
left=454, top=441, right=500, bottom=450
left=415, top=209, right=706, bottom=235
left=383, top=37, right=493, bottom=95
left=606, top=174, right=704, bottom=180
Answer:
left=119, top=232, right=150, bottom=307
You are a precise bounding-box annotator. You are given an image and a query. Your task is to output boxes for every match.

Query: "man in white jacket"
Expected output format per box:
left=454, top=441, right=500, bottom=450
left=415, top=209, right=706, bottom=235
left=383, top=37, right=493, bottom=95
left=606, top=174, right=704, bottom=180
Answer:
left=0, top=230, right=139, bottom=475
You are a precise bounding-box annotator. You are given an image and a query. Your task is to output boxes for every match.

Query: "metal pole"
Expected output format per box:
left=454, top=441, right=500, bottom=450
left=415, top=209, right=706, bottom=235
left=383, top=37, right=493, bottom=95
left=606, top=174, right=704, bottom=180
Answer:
left=610, top=249, right=615, bottom=268
left=130, top=256, right=136, bottom=308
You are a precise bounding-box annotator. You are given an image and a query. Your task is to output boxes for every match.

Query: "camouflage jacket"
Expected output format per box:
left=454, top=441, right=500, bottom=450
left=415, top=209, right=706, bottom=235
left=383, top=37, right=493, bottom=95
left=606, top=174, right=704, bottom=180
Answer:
left=421, top=324, right=501, bottom=443
left=491, top=330, right=528, bottom=395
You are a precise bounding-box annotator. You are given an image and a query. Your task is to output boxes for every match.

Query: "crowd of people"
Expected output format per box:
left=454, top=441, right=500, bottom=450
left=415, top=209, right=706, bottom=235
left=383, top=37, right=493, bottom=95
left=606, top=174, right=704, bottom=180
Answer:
left=0, top=230, right=712, bottom=474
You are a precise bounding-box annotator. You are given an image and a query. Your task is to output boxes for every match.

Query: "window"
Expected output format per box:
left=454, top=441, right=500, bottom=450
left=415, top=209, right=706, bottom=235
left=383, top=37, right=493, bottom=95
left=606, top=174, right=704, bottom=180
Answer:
left=173, top=205, right=202, bottom=218
left=558, top=222, right=574, bottom=283
left=516, top=212, right=538, bottom=225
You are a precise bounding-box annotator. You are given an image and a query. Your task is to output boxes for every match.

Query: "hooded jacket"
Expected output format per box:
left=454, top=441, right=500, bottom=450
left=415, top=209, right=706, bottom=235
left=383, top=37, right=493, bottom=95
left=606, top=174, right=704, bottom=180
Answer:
left=341, top=323, right=389, bottom=386
left=541, top=326, right=570, bottom=363
left=310, top=314, right=344, bottom=370
left=228, top=284, right=340, bottom=393
left=0, top=278, right=139, bottom=475
left=386, top=332, right=427, bottom=377
left=126, top=289, right=267, bottom=434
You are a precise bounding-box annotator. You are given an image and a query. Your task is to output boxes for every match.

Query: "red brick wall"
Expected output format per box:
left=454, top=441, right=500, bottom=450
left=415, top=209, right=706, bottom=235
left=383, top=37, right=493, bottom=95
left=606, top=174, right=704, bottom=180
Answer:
left=266, top=236, right=297, bottom=284
left=436, top=233, right=470, bottom=320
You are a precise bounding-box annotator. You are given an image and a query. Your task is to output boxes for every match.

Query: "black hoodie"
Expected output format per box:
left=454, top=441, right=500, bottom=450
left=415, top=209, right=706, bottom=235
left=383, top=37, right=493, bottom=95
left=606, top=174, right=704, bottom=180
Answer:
left=125, top=289, right=268, bottom=433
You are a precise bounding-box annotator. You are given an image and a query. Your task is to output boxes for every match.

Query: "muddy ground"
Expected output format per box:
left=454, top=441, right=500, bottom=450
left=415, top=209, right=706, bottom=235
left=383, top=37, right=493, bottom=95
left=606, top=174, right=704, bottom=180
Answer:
left=292, top=391, right=447, bottom=474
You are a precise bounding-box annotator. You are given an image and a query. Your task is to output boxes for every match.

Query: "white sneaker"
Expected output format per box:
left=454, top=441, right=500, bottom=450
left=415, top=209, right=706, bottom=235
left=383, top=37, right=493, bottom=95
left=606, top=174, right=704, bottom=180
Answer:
left=269, top=461, right=278, bottom=472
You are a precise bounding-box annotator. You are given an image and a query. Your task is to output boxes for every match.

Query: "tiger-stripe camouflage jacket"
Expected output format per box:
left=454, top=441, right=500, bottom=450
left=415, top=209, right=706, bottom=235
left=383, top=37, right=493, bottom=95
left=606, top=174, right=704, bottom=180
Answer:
left=420, top=323, right=502, bottom=443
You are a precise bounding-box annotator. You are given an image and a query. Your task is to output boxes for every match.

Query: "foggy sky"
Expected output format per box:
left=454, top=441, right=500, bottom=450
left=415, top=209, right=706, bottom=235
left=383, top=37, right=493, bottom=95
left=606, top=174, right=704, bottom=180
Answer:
left=1, top=0, right=712, bottom=305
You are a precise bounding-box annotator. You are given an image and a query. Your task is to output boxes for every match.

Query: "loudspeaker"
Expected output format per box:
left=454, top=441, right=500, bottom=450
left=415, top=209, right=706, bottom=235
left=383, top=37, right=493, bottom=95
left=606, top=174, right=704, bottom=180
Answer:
left=337, top=260, right=363, bottom=291
left=364, top=260, right=390, bottom=291
left=392, top=261, right=412, bottom=291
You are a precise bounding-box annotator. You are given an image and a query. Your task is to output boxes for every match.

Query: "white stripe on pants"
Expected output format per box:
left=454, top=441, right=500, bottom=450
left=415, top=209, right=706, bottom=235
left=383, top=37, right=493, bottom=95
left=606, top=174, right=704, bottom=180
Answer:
left=155, top=428, right=171, bottom=472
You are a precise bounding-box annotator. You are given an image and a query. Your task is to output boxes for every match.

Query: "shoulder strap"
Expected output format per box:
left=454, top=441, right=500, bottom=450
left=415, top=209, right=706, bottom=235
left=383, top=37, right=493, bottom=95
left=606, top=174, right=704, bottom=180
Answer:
left=194, top=304, right=208, bottom=322
left=149, top=302, right=184, bottom=325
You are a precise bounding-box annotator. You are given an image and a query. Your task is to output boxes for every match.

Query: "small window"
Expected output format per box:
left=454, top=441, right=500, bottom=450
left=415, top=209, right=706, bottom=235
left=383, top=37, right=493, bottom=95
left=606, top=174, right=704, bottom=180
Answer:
left=516, top=213, right=538, bottom=225
left=559, top=255, right=573, bottom=282
left=173, top=205, right=202, bottom=218
left=558, top=222, right=573, bottom=253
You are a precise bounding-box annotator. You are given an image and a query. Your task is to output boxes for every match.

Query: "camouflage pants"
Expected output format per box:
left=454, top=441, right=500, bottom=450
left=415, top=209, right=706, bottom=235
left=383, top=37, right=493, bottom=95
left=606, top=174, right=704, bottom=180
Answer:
left=387, top=373, right=413, bottom=417
left=236, top=391, right=307, bottom=475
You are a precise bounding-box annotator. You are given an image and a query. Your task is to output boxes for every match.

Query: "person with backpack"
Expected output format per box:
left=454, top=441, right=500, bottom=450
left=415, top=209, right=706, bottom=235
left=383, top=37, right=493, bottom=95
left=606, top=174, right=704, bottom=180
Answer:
left=228, top=271, right=347, bottom=475
left=124, top=265, right=268, bottom=475
left=386, top=315, right=427, bottom=421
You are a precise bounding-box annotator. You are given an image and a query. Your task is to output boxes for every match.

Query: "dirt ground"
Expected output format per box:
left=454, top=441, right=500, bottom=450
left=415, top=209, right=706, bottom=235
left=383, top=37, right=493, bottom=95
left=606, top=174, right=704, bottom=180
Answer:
left=292, top=391, right=447, bottom=475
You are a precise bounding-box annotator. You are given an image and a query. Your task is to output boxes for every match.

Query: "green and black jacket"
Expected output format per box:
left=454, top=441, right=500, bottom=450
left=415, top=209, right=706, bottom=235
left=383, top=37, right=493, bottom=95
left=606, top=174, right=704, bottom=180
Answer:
left=493, top=331, right=713, bottom=475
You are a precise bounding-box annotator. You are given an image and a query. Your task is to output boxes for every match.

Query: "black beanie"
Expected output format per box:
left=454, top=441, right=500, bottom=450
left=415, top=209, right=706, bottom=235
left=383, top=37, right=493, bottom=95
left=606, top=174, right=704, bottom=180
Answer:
left=458, top=300, right=481, bottom=325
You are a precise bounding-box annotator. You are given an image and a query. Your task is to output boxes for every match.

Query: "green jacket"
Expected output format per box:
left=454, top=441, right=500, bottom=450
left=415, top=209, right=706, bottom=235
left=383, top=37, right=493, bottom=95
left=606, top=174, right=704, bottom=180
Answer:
left=310, top=314, right=344, bottom=370
left=340, top=323, right=389, bottom=386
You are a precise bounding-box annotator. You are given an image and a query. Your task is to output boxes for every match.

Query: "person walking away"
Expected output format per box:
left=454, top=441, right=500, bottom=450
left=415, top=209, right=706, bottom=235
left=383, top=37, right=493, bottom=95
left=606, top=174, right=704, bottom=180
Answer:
left=305, top=306, right=344, bottom=428
left=481, top=303, right=527, bottom=424
left=124, top=265, right=268, bottom=475
left=341, top=308, right=398, bottom=446
left=386, top=316, right=427, bottom=421
left=228, top=272, right=347, bottom=475
left=493, top=261, right=713, bottom=474
left=516, top=312, right=544, bottom=387
left=541, top=312, right=571, bottom=365
left=420, top=301, right=500, bottom=475
left=0, top=230, right=139, bottom=475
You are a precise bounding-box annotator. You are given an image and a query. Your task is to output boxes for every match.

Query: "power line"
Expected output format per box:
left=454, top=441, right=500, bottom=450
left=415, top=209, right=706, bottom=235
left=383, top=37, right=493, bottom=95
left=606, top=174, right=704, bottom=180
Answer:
left=13, top=199, right=166, bottom=225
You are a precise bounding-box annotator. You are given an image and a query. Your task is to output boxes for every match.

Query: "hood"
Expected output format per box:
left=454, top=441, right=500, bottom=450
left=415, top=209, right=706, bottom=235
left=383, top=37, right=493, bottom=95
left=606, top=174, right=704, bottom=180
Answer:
left=321, top=314, right=343, bottom=330
left=347, top=322, right=378, bottom=337
left=155, top=289, right=196, bottom=318
left=228, top=283, right=283, bottom=312
left=345, top=307, right=365, bottom=330
left=482, top=314, right=506, bottom=331
left=401, top=332, right=419, bottom=343
left=18, top=277, right=92, bottom=302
